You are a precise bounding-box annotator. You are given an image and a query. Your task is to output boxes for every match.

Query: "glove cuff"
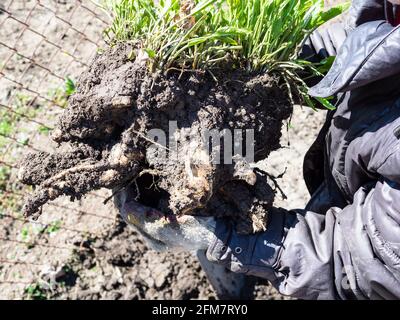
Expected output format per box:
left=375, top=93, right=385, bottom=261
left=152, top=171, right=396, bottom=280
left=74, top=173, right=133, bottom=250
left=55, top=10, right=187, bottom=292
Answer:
left=206, top=209, right=296, bottom=281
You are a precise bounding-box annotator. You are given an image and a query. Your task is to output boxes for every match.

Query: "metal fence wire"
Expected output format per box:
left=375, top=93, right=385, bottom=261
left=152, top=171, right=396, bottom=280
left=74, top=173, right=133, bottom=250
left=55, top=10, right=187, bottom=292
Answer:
left=0, top=0, right=119, bottom=297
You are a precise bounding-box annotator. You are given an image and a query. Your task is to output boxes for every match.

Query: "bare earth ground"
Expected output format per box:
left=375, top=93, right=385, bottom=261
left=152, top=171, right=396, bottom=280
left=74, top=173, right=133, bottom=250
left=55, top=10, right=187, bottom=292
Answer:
left=0, top=0, right=327, bottom=300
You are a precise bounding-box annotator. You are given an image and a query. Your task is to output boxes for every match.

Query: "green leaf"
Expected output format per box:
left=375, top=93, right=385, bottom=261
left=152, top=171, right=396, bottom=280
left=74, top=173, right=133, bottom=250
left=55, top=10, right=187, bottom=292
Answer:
left=315, top=97, right=336, bottom=110
left=46, top=220, right=62, bottom=234
left=317, top=56, right=335, bottom=74
left=127, top=49, right=136, bottom=60
left=0, top=120, right=12, bottom=136
left=38, top=126, right=50, bottom=135
left=18, top=137, right=29, bottom=145
left=144, top=48, right=156, bottom=59
left=65, top=77, right=76, bottom=97
left=319, top=2, right=351, bottom=25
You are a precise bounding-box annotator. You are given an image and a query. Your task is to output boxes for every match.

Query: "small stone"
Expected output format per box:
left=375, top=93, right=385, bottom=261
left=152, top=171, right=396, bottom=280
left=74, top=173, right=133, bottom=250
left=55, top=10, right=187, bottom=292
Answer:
left=51, top=128, right=63, bottom=142
left=111, top=96, right=133, bottom=109
left=138, top=268, right=154, bottom=288
left=153, top=262, right=171, bottom=288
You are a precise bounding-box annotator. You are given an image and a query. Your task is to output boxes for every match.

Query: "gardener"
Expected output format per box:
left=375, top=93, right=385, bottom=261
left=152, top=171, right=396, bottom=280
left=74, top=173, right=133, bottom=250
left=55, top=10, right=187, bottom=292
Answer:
left=117, top=0, right=400, bottom=300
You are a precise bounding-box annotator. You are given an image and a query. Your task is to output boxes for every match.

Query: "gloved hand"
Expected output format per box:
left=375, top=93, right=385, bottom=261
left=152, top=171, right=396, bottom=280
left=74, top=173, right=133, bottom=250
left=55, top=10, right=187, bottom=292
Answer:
left=300, top=21, right=348, bottom=62
left=114, top=190, right=217, bottom=252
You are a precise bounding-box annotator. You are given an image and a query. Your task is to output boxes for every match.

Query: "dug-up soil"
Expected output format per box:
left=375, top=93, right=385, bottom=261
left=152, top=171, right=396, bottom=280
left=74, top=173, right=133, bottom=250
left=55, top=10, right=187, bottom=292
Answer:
left=20, top=43, right=292, bottom=235
left=1, top=105, right=324, bottom=300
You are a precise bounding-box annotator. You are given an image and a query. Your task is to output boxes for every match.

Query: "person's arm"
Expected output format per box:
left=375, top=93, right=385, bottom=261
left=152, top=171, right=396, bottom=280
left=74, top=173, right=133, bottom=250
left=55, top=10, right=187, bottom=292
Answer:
left=310, top=10, right=400, bottom=98
left=118, top=178, right=400, bottom=300
left=206, top=180, right=400, bottom=300
left=346, top=0, right=385, bottom=30
left=207, top=91, right=400, bottom=300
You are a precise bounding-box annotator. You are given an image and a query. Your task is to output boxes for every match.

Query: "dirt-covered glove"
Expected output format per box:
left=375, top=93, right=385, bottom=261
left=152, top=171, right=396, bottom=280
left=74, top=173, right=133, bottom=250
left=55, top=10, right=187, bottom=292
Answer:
left=115, top=190, right=216, bottom=252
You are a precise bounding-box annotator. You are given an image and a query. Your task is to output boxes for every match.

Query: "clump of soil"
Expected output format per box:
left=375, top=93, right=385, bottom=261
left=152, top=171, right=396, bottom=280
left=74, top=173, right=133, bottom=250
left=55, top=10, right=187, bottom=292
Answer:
left=19, top=43, right=292, bottom=234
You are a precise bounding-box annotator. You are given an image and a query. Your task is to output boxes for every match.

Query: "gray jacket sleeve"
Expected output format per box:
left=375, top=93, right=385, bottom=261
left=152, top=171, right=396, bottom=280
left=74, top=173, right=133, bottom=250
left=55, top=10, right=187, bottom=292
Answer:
left=309, top=20, right=400, bottom=98
left=207, top=180, right=400, bottom=300
left=346, top=0, right=385, bottom=30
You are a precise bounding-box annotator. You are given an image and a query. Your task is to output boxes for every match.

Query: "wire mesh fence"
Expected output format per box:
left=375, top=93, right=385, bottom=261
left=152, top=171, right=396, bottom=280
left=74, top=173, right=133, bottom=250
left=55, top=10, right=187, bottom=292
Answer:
left=0, top=0, right=119, bottom=298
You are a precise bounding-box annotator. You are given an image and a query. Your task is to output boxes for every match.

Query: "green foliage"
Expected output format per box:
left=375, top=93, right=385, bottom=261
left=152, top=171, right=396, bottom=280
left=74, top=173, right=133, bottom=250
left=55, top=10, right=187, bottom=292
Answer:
left=316, top=56, right=336, bottom=74
left=45, top=220, right=62, bottom=234
left=0, top=93, right=37, bottom=148
left=0, top=166, right=10, bottom=191
left=18, top=220, right=62, bottom=249
left=19, top=225, right=35, bottom=249
left=64, top=77, right=76, bottom=97
left=0, top=117, right=12, bottom=137
left=38, top=125, right=51, bottom=135
left=48, top=88, right=68, bottom=108
left=24, top=283, right=47, bottom=300
left=100, top=0, right=348, bottom=106
left=20, top=226, right=30, bottom=242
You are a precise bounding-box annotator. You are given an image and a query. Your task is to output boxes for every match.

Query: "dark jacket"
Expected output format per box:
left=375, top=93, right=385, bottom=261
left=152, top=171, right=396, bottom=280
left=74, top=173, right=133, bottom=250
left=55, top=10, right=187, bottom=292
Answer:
left=207, top=0, right=400, bottom=299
